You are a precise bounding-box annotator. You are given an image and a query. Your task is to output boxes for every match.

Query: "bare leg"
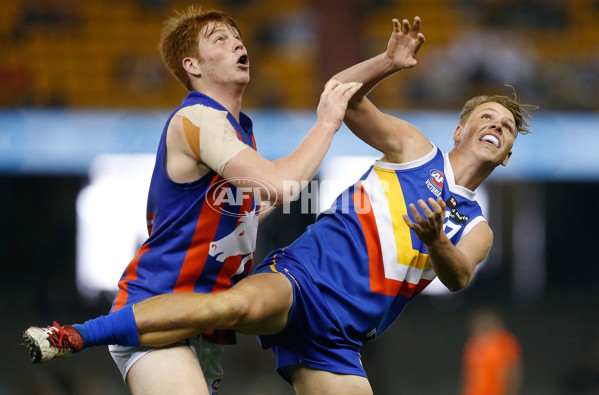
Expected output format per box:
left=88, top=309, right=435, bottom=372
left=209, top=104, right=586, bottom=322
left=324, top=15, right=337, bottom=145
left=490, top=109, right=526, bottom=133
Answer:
left=127, top=344, right=209, bottom=395
left=289, top=365, right=373, bottom=395
left=133, top=273, right=293, bottom=347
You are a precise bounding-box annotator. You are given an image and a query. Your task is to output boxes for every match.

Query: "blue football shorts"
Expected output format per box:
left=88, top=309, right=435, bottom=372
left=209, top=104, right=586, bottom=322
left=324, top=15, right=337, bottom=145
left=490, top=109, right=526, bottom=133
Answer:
left=252, top=249, right=366, bottom=384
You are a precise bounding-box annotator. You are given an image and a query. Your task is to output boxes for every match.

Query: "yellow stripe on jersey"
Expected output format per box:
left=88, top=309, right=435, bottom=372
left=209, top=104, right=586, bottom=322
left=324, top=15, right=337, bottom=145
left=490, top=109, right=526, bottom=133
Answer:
left=373, top=166, right=429, bottom=271
left=269, top=253, right=279, bottom=273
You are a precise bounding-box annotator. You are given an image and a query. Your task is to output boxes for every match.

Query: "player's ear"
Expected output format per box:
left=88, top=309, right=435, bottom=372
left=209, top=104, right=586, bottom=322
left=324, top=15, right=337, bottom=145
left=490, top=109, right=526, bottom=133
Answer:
left=182, top=57, right=202, bottom=78
left=501, top=150, right=512, bottom=166
left=453, top=124, right=464, bottom=144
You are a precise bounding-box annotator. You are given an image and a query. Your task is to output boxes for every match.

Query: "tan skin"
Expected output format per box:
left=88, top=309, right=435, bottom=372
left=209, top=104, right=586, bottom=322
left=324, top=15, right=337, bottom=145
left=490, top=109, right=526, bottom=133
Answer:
left=166, top=23, right=362, bottom=202
left=126, top=19, right=362, bottom=395
left=129, top=17, right=515, bottom=395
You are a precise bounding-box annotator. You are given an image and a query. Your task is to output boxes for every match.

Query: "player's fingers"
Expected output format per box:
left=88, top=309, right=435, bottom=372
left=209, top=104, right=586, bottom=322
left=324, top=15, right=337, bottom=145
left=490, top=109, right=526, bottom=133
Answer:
left=392, top=18, right=401, bottom=34
left=402, top=214, right=415, bottom=228
left=437, top=196, right=446, bottom=211
left=417, top=199, right=434, bottom=219
left=412, top=33, right=426, bottom=57
left=428, top=198, right=445, bottom=222
left=427, top=197, right=442, bottom=213
left=412, top=16, right=421, bottom=33
left=409, top=203, right=424, bottom=223
left=402, top=19, right=410, bottom=34
left=323, top=79, right=341, bottom=93
left=339, top=82, right=363, bottom=96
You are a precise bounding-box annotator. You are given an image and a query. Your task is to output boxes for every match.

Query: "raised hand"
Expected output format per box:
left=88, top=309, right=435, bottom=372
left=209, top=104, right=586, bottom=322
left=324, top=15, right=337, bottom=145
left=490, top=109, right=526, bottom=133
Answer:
left=316, top=79, right=363, bottom=131
left=402, top=196, right=446, bottom=245
left=386, top=17, right=425, bottom=70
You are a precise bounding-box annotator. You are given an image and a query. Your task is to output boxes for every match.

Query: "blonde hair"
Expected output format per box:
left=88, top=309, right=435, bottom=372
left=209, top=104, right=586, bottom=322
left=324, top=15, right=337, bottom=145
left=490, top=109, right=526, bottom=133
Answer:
left=158, top=5, right=241, bottom=91
left=459, top=92, right=538, bottom=135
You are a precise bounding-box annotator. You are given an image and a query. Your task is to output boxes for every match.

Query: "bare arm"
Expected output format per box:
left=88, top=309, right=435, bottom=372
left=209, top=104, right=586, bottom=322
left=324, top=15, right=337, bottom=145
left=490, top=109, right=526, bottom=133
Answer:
left=333, top=17, right=425, bottom=102
left=403, top=197, right=493, bottom=291
left=332, top=18, right=430, bottom=160
left=223, top=80, right=362, bottom=206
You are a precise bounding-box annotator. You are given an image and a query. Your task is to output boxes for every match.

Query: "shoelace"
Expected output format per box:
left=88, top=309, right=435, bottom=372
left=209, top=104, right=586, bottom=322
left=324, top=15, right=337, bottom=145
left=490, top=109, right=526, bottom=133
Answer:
left=46, top=322, right=71, bottom=351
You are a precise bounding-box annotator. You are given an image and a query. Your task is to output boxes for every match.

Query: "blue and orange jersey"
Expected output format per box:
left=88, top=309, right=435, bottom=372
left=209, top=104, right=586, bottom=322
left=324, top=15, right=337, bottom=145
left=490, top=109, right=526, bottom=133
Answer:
left=111, top=91, right=259, bottom=344
left=282, top=146, right=486, bottom=344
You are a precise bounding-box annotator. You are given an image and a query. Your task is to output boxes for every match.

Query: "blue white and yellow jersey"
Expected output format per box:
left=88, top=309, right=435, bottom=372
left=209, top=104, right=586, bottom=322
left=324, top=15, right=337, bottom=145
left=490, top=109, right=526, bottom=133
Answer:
left=281, top=145, right=486, bottom=344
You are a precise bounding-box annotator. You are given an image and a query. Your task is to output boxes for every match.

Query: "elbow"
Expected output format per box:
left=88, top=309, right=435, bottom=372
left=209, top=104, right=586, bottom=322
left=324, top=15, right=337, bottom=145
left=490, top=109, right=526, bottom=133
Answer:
left=267, top=180, right=308, bottom=207
left=264, top=186, right=283, bottom=206
left=252, top=179, right=293, bottom=207
left=445, top=281, right=468, bottom=293
left=261, top=187, right=296, bottom=208
left=271, top=188, right=300, bottom=207
left=441, top=273, right=473, bottom=293
left=268, top=193, right=286, bottom=207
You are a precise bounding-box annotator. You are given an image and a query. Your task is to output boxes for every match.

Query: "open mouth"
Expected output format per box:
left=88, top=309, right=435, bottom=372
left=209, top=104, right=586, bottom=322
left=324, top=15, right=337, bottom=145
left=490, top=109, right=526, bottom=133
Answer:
left=480, top=134, right=500, bottom=148
left=237, top=55, right=248, bottom=65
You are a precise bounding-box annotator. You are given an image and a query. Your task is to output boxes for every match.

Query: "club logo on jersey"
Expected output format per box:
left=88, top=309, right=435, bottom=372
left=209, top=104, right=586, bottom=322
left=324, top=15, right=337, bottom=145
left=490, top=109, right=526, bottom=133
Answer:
left=425, top=170, right=444, bottom=197
left=207, top=177, right=276, bottom=217
left=445, top=195, right=469, bottom=225
left=209, top=209, right=258, bottom=274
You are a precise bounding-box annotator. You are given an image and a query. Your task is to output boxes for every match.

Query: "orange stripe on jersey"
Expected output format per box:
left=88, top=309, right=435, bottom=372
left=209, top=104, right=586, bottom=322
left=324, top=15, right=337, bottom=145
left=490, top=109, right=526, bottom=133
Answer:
left=396, top=274, right=431, bottom=299
left=174, top=174, right=222, bottom=292
left=112, top=242, right=150, bottom=311
left=414, top=279, right=432, bottom=294
left=353, top=183, right=425, bottom=298
left=353, top=183, right=401, bottom=297
left=232, top=127, right=243, bottom=141
left=232, top=126, right=256, bottom=150
left=398, top=281, right=418, bottom=298
left=211, top=255, right=241, bottom=293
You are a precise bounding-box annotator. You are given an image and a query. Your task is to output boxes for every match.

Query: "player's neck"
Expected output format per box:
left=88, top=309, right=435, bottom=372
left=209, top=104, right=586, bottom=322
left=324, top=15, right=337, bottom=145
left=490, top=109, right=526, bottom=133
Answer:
left=194, top=83, right=245, bottom=121
left=448, top=150, right=496, bottom=191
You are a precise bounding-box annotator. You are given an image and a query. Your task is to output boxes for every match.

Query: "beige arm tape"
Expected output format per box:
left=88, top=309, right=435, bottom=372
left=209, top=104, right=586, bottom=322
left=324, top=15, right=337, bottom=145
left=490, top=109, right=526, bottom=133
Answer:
left=175, top=104, right=250, bottom=175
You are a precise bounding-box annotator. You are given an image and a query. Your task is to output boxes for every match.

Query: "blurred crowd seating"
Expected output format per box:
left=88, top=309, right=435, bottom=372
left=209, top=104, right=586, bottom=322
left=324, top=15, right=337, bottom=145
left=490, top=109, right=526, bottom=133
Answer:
left=0, top=0, right=597, bottom=110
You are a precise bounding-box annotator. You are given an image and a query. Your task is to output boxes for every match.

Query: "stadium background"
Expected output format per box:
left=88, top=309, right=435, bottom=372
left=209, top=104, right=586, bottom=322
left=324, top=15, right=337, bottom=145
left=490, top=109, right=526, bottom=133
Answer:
left=1, top=0, right=599, bottom=393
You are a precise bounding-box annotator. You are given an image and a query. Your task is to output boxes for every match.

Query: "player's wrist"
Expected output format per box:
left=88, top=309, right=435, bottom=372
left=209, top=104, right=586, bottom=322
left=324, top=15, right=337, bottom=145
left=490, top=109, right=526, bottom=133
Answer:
left=314, top=118, right=343, bottom=135
left=426, top=233, right=451, bottom=250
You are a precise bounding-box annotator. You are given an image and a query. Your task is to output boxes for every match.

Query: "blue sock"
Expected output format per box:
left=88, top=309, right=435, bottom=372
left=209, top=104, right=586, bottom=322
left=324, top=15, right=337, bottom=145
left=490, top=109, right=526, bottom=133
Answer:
left=73, top=304, right=140, bottom=348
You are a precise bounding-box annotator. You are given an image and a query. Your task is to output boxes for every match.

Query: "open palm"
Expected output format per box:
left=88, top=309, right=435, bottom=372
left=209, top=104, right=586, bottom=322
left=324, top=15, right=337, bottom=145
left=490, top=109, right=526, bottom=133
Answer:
left=386, top=17, right=425, bottom=69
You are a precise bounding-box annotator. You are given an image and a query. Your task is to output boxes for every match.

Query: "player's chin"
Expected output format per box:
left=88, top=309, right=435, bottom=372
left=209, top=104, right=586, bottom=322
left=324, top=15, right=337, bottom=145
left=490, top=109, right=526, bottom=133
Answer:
left=473, top=150, right=500, bottom=166
left=236, top=71, right=250, bottom=84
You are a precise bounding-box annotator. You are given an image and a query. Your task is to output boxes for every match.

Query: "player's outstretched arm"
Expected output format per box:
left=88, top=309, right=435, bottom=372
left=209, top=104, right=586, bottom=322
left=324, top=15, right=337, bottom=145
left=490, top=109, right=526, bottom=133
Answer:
left=222, top=80, right=362, bottom=206
left=403, top=197, right=492, bottom=291
left=332, top=17, right=425, bottom=101
left=331, top=17, right=430, bottom=160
